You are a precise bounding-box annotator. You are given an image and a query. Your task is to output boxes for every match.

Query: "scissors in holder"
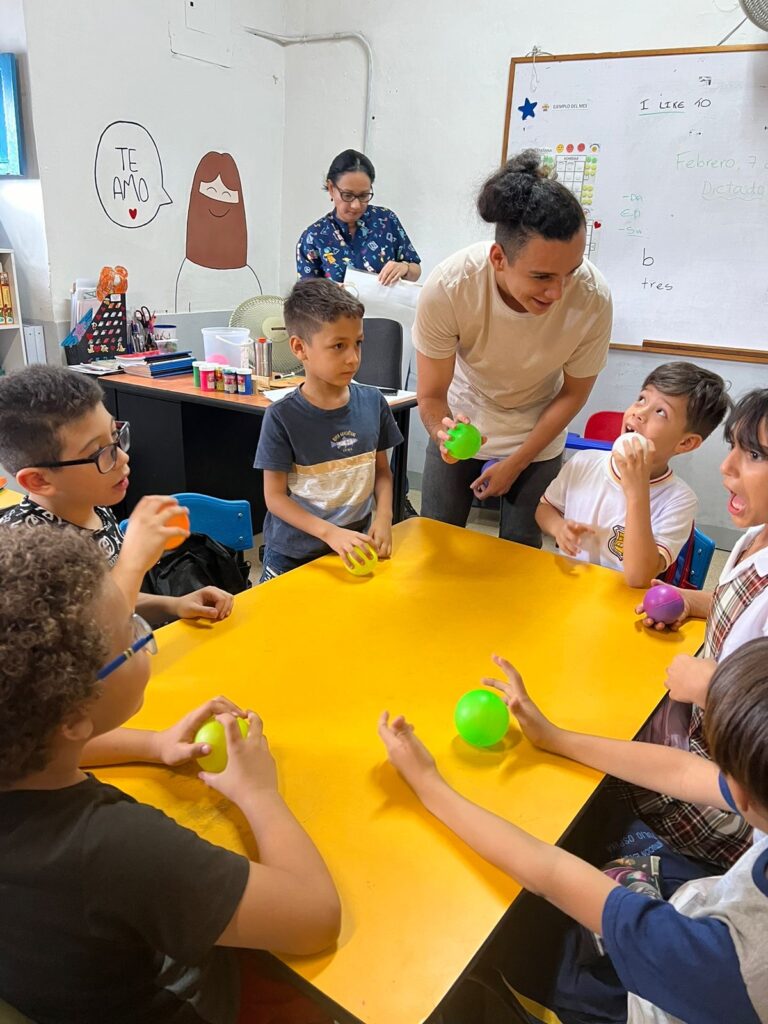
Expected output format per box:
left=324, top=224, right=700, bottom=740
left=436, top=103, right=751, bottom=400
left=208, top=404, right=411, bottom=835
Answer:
left=134, top=307, right=156, bottom=349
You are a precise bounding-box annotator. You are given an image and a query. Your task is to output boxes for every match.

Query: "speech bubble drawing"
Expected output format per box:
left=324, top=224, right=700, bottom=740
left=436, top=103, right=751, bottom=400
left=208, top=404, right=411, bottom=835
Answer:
left=94, top=121, right=172, bottom=228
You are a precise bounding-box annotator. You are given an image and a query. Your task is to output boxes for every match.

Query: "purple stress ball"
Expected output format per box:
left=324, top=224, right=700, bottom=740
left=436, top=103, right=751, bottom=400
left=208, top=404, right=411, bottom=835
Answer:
left=476, top=458, right=499, bottom=495
left=642, top=584, right=685, bottom=624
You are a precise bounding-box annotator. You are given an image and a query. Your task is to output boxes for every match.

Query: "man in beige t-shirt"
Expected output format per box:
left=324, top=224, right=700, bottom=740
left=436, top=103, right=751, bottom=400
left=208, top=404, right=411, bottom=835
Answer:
left=414, top=238, right=612, bottom=546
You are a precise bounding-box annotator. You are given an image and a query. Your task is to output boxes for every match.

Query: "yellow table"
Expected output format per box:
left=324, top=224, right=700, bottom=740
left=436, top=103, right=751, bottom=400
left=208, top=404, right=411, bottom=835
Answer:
left=0, top=487, right=22, bottom=510
left=95, top=518, right=705, bottom=1024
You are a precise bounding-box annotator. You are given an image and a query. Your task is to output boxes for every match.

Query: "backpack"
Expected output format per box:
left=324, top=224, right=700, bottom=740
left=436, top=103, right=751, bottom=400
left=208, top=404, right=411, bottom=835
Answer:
left=141, top=532, right=251, bottom=597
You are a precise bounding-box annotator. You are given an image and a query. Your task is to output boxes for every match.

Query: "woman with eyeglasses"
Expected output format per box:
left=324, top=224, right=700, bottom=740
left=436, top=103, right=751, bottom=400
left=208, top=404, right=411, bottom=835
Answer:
left=296, top=149, right=422, bottom=286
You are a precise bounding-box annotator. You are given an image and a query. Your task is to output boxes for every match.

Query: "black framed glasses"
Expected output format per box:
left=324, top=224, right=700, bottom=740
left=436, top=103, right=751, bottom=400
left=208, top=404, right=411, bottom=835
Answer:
left=97, top=613, right=157, bottom=681
left=336, top=188, right=374, bottom=204
left=32, top=421, right=130, bottom=474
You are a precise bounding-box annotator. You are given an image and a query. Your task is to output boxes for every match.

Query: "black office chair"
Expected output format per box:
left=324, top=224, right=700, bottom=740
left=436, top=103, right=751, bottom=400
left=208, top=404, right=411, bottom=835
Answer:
left=358, top=318, right=403, bottom=389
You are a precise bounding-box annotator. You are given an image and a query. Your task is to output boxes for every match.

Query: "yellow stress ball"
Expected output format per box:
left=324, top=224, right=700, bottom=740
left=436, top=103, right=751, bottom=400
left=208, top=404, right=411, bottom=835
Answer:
left=194, top=716, right=249, bottom=773
left=344, top=544, right=378, bottom=576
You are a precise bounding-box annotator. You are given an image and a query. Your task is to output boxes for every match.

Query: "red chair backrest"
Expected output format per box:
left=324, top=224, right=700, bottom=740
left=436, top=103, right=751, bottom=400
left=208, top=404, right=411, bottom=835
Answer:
left=584, top=411, right=624, bottom=443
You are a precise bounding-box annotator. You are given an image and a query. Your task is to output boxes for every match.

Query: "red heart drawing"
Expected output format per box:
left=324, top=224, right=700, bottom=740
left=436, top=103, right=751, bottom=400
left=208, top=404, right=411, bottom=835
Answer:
left=594, top=220, right=602, bottom=229
left=129, top=208, right=137, bottom=220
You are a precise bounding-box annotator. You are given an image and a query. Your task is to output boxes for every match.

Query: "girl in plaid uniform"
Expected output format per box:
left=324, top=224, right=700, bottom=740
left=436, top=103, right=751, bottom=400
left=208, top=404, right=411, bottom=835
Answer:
left=633, top=389, right=768, bottom=869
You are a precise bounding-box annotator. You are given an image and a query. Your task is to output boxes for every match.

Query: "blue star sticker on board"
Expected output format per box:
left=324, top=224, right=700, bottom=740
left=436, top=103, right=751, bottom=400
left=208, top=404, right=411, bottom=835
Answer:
left=518, top=97, right=537, bottom=120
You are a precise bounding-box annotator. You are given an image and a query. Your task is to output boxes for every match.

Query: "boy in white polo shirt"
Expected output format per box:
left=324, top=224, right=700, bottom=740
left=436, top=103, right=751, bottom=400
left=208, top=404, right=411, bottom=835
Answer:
left=536, top=362, right=729, bottom=588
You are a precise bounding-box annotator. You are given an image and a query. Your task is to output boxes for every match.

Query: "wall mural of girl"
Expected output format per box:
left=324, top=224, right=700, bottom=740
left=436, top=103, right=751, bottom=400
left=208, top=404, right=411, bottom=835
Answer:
left=174, top=151, right=262, bottom=312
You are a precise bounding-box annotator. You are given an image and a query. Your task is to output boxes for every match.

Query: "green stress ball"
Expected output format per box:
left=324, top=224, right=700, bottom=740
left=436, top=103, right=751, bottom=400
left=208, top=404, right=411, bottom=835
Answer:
left=344, top=544, right=378, bottom=576
left=195, top=716, right=249, bottom=773
left=454, top=689, right=509, bottom=747
left=445, top=422, right=482, bottom=461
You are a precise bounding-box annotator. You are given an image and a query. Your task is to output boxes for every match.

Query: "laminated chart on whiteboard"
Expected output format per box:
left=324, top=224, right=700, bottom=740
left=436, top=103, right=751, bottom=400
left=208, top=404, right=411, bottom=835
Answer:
left=502, top=46, right=768, bottom=352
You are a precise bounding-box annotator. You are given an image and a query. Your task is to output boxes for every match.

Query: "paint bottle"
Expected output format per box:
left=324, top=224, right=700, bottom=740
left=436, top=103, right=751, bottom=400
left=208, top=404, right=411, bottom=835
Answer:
left=200, top=364, right=216, bottom=392
left=192, top=361, right=202, bottom=388
left=223, top=366, right=238, bottom=394
left=214, top=366, right=225, bottom=392
left=236, top=368, right=253, bottom=395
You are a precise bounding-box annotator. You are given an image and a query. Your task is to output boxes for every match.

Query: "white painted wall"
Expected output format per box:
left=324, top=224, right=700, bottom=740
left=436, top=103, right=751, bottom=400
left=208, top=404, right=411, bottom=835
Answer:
left=0, top=0, right=52, bottom=322
left=21, top=0, right=288, bottom=323
left=281, top=1, right=767, bottom=539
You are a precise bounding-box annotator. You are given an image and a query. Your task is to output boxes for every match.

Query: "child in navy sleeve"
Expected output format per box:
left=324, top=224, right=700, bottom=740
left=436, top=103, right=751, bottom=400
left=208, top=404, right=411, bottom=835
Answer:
left=379, top=641, right=768, bottom=1024
left=255, top=279, right=402, bottom=580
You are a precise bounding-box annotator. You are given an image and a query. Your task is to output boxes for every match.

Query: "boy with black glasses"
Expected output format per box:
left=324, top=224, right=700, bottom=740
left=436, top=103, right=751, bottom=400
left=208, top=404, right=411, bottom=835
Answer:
left=0, top=365, right=233, bottom=625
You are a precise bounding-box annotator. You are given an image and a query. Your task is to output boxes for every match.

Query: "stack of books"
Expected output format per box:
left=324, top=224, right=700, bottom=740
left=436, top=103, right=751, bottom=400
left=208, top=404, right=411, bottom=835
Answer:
left=117, top=351, right=194, bottom=378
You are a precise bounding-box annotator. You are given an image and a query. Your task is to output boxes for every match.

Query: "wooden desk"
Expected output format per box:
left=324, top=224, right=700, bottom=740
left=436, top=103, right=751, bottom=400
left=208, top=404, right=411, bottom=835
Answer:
left=98, top=375, right=416, bottom=528
left=94, top=519, right=705, bottom=1024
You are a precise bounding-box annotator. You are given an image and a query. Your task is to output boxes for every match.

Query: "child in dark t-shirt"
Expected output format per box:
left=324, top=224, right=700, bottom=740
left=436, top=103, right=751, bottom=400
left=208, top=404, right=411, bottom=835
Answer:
left=0, top=525, right=340, bottom=1024
left=255, top=279, right=402, bottom=581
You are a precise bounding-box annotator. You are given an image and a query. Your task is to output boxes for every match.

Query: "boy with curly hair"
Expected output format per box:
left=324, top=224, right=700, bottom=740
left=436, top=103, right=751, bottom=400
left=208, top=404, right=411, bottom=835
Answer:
left=0, top=525, right=339, bottom=1023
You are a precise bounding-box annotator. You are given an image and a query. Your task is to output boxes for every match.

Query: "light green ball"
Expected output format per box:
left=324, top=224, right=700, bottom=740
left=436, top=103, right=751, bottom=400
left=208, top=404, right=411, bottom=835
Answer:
left=445, top=422, right=482, bottom=460
left=195, top=716, right=249, bottom=773
left=454, top=689, right=509, bottom=747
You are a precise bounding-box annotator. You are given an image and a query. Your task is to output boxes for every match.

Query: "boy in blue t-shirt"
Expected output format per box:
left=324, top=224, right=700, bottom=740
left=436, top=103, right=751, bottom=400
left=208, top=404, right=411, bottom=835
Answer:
left=379, top=642, right=768, bottom=1024
left=255, top=279, right=403, bottom=580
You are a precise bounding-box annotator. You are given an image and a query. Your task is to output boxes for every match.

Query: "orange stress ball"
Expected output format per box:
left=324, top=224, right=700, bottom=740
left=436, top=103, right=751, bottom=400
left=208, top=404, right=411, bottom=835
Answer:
left=164, top=510, right=190, bottom=550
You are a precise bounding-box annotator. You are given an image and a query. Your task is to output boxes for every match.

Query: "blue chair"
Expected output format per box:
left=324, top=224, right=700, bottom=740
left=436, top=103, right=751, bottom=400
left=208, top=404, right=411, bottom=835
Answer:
left=170, top=493, right=253, bottom=551
left=121, top=493, right=253, bottom=551
left=661, top=525, right=716, bottom=591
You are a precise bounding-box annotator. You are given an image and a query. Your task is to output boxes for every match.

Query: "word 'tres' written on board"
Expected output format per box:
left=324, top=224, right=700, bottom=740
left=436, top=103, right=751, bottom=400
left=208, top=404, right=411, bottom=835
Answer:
left=94, top=120, right=172, bottom=229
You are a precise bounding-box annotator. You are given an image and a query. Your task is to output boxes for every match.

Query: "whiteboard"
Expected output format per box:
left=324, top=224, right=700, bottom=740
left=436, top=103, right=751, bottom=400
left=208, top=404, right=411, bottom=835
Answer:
left=503, top=47, right=768, bottom=352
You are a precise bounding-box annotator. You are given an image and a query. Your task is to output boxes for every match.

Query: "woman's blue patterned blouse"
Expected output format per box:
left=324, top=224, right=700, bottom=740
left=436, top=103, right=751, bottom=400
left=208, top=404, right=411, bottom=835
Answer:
left=296, top=205, right=421, bottom=282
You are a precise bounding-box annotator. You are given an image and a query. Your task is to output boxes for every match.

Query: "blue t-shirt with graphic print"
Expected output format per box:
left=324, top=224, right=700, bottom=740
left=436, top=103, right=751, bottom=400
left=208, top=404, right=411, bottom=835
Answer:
left=254, top=384, right=403, bottom=559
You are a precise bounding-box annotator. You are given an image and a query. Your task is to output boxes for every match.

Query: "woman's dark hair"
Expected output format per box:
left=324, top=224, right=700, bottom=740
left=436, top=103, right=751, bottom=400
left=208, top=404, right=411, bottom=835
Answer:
left=477, top=150, right=585, bottom=261
left=724, top=388, right=768, bottom=459
left=325, top=149, right=375, bottom=188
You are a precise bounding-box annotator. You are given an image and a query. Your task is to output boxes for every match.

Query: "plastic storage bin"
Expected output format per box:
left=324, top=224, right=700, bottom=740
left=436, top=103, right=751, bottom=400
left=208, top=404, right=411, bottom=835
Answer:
left=201, top=328, right=254, bottom=369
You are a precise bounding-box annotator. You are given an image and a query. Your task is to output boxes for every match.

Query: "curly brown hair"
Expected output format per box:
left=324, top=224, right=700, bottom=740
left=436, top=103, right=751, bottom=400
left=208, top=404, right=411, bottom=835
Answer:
left=0, top=525, right=109, bottom=786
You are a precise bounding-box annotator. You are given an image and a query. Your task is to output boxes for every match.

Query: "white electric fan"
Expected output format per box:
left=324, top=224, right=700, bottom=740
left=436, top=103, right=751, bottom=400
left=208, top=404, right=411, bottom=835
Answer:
left=739, top=0, right=768, bottom=29
left=229, top=295, right=301, bottom=376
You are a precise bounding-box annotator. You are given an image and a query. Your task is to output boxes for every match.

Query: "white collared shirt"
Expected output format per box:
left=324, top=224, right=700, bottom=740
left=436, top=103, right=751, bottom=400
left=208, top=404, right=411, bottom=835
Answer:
left=542, top=450, right=697, bottom=571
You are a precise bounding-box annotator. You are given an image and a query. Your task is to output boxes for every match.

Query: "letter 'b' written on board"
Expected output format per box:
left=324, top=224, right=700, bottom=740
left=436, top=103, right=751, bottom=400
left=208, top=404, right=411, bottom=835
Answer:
left=94, top=121, right=172, bottom=229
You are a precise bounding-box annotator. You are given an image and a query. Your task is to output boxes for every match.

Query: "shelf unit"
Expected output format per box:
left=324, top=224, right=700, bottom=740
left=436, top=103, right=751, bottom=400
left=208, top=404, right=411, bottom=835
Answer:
left=0, top=248, right=25, bottom=374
